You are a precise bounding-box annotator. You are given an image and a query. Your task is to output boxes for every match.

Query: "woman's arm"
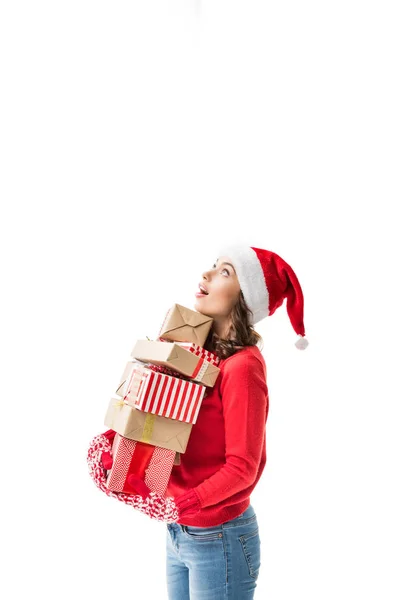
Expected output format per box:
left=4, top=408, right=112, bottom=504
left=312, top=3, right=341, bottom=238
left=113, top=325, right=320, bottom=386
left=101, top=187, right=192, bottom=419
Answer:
left=175, top=351, right=269, bottom=515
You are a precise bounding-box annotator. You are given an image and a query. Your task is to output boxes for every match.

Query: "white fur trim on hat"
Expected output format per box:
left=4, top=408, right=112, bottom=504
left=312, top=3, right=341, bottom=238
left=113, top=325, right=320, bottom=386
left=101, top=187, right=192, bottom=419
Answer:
left=217, top=245, right=269, bottom=325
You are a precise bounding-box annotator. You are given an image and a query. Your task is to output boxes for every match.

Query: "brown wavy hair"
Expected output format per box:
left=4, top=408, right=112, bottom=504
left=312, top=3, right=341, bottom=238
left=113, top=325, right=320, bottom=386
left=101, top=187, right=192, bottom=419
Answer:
left=203, top=290, right=264, bottom=360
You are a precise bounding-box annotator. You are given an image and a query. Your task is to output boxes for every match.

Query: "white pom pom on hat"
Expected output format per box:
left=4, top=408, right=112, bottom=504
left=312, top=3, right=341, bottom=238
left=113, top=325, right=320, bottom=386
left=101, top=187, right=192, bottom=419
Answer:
left=294, top=334, right=309, bottom=350
left=216, top=244, right=309, bottom=350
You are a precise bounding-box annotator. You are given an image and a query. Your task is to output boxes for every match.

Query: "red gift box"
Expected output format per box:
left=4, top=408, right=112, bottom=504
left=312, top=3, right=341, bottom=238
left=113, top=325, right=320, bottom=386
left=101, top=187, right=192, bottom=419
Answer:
left=106, top=433, right=175, bottom=497
left=124, top=364, right=206, bottom=424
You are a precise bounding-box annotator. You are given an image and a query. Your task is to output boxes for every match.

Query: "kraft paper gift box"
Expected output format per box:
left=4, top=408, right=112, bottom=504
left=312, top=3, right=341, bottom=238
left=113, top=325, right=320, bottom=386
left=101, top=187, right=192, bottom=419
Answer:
left=131, top=339, right=220, bottom=387
left=104, top=397, right=193, bottom=453
left=105, top=433, right=176, bottom=497
left=175, top=342, right=220, bottom=367
left=157, top=304, right=213, bottom=347
left=122, top=363, right=206, bottom=424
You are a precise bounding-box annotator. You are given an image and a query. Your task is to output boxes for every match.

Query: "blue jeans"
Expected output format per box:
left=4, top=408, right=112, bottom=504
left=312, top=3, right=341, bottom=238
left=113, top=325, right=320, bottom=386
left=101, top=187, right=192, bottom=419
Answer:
left=166, top=504, right=261, bottom=599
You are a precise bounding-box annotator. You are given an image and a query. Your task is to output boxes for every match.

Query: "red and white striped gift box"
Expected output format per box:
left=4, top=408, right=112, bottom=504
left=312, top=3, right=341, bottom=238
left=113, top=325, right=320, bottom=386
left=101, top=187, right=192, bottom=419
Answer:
left=174, top=342, right=220, bottom=367
left=122, top=362, right=148, bottom=406
left=125, top=365, right=206, bottom=424
left=106, top=433, right=175, bottom=497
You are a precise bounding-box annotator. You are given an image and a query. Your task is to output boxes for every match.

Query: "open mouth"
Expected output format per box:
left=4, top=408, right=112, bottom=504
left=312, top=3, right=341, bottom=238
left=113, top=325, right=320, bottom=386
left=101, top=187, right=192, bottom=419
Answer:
left=197, top=285, right=209, bottom=296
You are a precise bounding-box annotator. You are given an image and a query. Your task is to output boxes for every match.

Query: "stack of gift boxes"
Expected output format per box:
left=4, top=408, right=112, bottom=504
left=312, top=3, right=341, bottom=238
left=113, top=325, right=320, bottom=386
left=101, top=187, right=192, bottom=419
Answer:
left=103, top=303, right=221, bottom=498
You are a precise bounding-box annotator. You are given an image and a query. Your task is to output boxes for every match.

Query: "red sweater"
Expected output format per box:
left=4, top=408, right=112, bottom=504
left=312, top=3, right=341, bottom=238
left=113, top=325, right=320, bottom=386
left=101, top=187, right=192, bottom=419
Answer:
left=166, top=345, right=269, bottom=526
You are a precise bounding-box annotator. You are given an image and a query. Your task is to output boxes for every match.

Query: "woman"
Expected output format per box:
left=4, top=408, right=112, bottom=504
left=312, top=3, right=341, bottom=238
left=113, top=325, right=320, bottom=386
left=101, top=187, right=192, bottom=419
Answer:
left=133, top=243, right=308, bottom=599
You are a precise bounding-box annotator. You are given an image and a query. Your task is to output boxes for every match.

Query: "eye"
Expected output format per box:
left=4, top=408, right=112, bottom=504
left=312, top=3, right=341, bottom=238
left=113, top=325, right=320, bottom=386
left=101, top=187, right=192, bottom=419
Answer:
left=212, top=263, right=229, bottom=275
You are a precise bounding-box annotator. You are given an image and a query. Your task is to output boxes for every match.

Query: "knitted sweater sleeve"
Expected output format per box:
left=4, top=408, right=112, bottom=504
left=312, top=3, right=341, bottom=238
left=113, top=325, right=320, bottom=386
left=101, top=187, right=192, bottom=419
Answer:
left=178, top=350, right=269, bottom=511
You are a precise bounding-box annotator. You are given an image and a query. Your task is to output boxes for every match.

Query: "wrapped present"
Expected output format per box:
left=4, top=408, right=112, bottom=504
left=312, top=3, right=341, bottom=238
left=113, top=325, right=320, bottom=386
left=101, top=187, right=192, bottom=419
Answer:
left=175, top=342, right=220, bottom=367
left=104, top=397, right=193, bottom=453
left=87, top=432, right=179, bottom=522
left=147, top=363, right=189, bottom=380
left=157, top=304, right=213, bottom=347
left=115, top=359, right=147, bottom=398
left=105, top=433, right=175, bottom=497
left=123, top=363, right=206, bottom=424
left=117, top=362, right=148, bottom=406
left=131, top=339, right=220, bottom=387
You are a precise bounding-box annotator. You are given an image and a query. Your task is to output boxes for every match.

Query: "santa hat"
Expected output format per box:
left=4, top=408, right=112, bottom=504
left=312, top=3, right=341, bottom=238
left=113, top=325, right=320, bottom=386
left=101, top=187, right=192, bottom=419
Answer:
left=216, top=244, right=309, bottom=350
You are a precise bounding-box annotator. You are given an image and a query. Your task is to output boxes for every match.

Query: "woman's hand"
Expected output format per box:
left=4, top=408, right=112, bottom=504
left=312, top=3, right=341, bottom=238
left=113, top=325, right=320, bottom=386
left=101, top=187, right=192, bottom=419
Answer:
left=127, top=476, right=201, bottom=520
left=173, top=489, right=202, bottom=520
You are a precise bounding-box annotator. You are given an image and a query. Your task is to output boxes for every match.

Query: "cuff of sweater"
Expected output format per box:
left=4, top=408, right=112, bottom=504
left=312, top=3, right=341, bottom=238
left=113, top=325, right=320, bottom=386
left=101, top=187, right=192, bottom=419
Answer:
left=174, top=488, right=202, bottom=514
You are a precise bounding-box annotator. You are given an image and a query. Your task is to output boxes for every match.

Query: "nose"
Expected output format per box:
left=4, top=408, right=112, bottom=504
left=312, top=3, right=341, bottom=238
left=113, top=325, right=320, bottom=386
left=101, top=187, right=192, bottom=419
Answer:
left=202, top=261, right=218, bottom=280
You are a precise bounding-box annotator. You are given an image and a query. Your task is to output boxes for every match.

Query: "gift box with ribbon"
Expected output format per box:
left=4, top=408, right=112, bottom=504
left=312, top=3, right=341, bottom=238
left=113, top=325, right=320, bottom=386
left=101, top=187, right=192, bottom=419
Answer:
left=105, top=433, right=176, bottom=497
left=104, top=397, right=193, bottom=453
left=119, top=363, right=206, bottom=424
left=157, top=304, right=213, bottom=347
left=175, top=342, right=220, bottom=367
left=131, top=339, right=220, bottom=387
left=115, top=359, right=147, bottom=398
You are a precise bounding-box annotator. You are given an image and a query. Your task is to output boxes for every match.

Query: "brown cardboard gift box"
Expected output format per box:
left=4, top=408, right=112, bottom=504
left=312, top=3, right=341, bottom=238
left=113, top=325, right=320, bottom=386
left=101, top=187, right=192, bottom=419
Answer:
left=104, top=397, right=192, bottom=454
left=157, top=304, right=213, bottom=347
left=131, top=339, right=220, bottom=387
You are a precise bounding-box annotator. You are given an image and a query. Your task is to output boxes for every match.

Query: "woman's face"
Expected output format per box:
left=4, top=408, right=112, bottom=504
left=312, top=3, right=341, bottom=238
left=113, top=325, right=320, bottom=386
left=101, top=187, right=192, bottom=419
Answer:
left=194, top=255, right=241, bottom=321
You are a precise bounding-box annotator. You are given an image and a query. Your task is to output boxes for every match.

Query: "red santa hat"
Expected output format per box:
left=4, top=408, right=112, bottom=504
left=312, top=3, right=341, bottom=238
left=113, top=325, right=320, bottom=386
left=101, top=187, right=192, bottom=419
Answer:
left=217, top=244, right=309, bottom=350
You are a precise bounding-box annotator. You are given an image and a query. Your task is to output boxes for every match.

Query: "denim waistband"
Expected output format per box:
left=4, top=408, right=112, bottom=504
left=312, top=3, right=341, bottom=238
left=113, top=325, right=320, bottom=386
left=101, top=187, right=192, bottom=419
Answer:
left=221, top=503, right=256, bottom=529
left=168, top=504, right=257, bottom=533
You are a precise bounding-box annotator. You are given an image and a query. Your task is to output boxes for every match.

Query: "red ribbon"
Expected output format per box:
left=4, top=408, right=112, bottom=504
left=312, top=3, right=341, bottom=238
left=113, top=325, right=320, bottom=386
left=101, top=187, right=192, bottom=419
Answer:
left=190, top=357, right=205, bottom=379
left=119, top=438, right=155, bottom=494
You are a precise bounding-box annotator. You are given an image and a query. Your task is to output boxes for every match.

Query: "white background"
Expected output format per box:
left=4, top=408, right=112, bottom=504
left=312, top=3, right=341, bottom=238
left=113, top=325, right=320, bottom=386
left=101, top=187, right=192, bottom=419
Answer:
left=1, top=1, right=399, bottom=599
